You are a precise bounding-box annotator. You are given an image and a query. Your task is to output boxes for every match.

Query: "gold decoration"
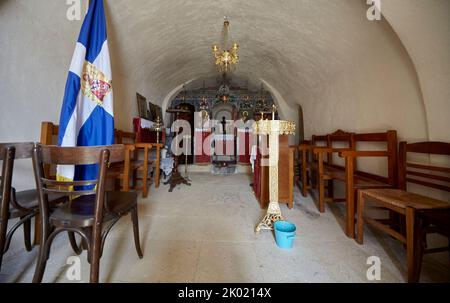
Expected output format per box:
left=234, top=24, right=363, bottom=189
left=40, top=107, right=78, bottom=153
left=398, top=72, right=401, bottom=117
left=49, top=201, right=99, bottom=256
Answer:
left=253, top=120, right=296, bottom=136
left=212, top=18, right=239, bottom=73
left=81, top=61, right=112, bottom=107
left=152, top=116, right=164, bottom=144
left=255, top=118, right=296, bottom=233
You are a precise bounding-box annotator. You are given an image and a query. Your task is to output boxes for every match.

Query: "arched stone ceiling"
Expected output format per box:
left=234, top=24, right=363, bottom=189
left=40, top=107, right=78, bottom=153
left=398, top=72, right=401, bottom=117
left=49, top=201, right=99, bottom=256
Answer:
left=2, top=0, right=449, bottom=191
left=382, top=0, right=450, bottom=141
left=1, top=0, right=448, bottom=143
left=108, top=0, right=371, bottom=100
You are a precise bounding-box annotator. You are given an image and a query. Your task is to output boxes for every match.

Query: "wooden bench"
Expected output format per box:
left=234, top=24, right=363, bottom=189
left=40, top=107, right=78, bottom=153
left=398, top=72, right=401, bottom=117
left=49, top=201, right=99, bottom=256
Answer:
left=289, top=135, right=328, bottom=200
left=356, top=141, right=450, bottom=282
left=314, top=130, right=355, bottom=213
left=112, top=129, right=162, bottom=197
left=311, top=130, right=397, bottom=237
left=337, top=130, right=398, bottom=238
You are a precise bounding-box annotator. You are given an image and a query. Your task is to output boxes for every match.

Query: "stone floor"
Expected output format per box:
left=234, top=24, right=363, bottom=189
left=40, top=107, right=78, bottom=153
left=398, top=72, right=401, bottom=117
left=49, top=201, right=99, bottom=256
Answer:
left=1, top=172, right=449, bottom=283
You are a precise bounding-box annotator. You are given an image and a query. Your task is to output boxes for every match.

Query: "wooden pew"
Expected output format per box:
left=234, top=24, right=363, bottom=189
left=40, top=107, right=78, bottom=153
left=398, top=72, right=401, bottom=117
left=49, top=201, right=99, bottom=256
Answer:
left=356, top=141, right=450, bottom=282
left=112, top=129, right=162, bottom=196
left=289, top=135, right=328, bottom=201
left=313, top=130, right=355, bottom=212
left=40, top=122, right=59, bottom=178
left=338, top=130, right=398, bottom=238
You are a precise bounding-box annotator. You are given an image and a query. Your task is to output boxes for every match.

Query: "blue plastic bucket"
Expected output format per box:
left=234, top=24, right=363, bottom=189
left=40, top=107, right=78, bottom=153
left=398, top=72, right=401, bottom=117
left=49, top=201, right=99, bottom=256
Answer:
left=274, top=221, right=297, bottom=249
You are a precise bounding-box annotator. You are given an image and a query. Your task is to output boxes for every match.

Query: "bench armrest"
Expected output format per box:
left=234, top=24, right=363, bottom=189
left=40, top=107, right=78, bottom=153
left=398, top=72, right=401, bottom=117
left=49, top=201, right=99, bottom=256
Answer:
left=313, top=147, right=352, bottom=154
left=135, top=143, right=163, bottom=150
left=134, top=143, right=156, bottom=150
left=124, top=144, right=135, bottom=152
left=299, top=144, right=314, bottom=151
left=313, top=147, right=333, bottom=154
left=289, top=144, right=314, bottom=151
left=339, top=151, right=389, bottom=158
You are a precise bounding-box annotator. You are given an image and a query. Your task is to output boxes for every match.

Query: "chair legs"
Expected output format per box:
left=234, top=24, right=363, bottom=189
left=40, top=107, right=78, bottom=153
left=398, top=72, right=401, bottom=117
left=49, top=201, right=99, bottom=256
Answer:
left=88, top=206, right=143, bottom=282
left=68, top=232, right=83, bottom=255
left=33, top=206, right=143, bottom=283
left=32, top=229, right=60, bottom=283
left=23, top=217, right=33, bottom=252
left=131, top=207, right=143, bottom=259
left=89, top=230, right=102, bottom=283
left=0, top=220, right=7, bottom=272
left=0, top=213, right=35, bottom=272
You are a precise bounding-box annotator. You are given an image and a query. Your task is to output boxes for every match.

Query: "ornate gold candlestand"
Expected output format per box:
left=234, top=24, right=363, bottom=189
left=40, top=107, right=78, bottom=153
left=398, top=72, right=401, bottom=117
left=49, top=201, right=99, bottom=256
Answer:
left=255, top=118, right=296, bottom=233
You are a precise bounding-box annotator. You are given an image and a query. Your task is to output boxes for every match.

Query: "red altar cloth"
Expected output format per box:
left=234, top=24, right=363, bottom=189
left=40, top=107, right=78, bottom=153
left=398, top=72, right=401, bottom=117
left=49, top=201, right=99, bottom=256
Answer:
left=133, top=117, right=165, bottom=144
left=237, top=129, right=253, bottom=164
left=194, top=129, right=212, bottom=164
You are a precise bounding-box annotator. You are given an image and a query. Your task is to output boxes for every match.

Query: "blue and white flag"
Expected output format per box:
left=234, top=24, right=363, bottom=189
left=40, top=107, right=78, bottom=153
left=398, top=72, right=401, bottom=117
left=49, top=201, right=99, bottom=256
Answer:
left=57, top=0, right=114, bottom=182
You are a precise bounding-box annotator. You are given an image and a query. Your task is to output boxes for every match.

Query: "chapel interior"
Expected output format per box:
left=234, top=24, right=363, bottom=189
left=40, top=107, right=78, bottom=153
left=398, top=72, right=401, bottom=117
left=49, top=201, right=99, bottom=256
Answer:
left=0, top=0, right=449, bottom=283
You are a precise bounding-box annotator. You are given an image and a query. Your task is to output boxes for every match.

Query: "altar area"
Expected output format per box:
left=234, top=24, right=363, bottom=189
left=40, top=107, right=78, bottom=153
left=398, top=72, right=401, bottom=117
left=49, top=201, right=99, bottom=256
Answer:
left=165, top=79, right=276, bottom=174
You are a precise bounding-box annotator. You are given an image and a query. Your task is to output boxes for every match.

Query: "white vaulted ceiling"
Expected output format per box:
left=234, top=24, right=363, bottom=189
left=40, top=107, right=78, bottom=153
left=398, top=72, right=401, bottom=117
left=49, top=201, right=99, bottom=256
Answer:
left=0, top=0, right=449, bottom=144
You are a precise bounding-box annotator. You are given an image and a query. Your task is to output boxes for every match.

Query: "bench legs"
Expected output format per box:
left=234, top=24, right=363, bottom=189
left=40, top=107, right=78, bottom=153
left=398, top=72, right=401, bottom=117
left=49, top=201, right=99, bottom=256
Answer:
left=406, top=207, right=422, bottom=283
left=357, top=190, right=365, bottom=244
left=346, top=186, right=355, bottom=239
left=357, top=194, right=423, bottom=283
left=318, top=177, right=325, bottom=213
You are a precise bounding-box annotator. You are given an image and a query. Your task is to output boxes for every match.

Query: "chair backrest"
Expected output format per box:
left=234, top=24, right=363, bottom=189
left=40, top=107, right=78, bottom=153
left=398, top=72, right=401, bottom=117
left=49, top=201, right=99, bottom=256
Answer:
left=311, top=135, right=328, bottom=161
left=32, top=144, right=125, bottom=221
left=399, top=141, right=450, bottom=193
left=0, top=142, right=35, bottom=212
left=353, top=130, right=398, bottom=186
left=40, top=122, right=59, bottom=146
left=114, top=130, right=137, bottom=144
left=327, top=130, right=355, bottom=165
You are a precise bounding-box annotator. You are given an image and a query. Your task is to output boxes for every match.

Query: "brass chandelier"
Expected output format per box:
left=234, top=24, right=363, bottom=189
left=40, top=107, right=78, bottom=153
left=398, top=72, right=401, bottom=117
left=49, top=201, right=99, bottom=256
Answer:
left=212, top=18, right=239, bottom=73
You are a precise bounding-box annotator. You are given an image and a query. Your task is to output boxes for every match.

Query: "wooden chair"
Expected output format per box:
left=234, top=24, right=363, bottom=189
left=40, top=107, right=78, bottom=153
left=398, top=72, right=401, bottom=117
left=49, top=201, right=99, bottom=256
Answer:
left=0, top=142, right=38, bottom=272
left=338, top=130, right=398, bottom=238
left=32, top=144, right=143, bottom=283
left=40, top=122, right=161, bottom=198
left=356, top=141, right=450, bottom=283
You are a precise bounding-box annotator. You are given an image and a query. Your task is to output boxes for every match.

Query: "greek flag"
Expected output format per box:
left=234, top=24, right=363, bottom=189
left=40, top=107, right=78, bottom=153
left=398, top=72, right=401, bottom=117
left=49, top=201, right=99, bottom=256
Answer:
left=57, top=0, right=114, bottom=182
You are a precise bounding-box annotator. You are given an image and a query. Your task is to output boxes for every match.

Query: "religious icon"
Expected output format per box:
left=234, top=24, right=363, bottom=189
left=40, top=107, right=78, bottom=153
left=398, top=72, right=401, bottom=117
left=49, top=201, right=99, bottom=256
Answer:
left=241, top=111, right=249, bottom=122
left=201, top=110, right=210, bottom=121
left=136, top=93, right=148, bottom=119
